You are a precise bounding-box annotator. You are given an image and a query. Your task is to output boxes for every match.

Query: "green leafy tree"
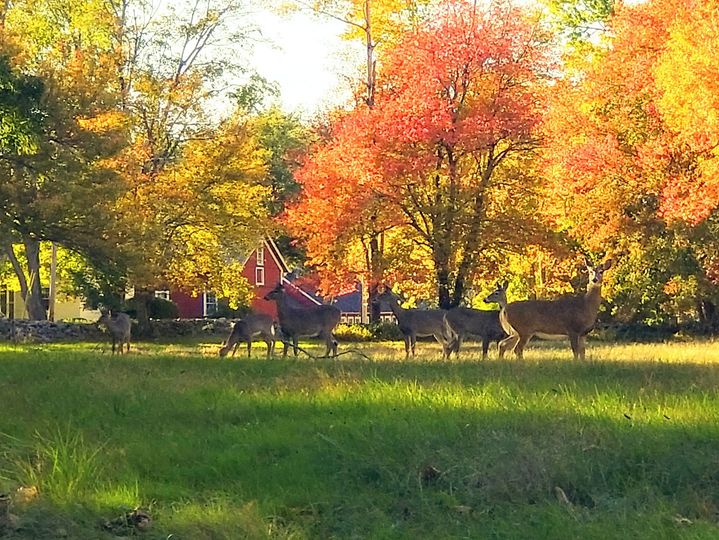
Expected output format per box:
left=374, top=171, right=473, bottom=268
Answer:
left=105, top=0, right=274, bottom=331
left=0, top=0, right=125, bottom=319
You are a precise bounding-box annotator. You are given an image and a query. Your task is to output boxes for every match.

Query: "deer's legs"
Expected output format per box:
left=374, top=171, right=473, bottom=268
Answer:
left=282, top=339, right=290, bottom=358
left=319, top=332, right=331, bottom=357
left=513, top=334, right=531, bottom=359
left=263, top=331, right=275, bottom=357
left=410, top=334, right=417, bottom=357
left=578, top=336, right=586, bottom=360
left=246, top=340, right=252, bottom=358
left=292, top=336, right=299, bottom=356
left=403, top=335, right=411, bottom=359
left=498, top=334, right=519, bottom=359
left=433, top=333, right=450, bottom=360
left=481, top=336, right=490, bottom=360
left=569, top=333, right=585, bottom=360
left=320, top=332, right=333, bottom=357
left=454, top=334, right=464, bottom=359
left=263, top=334, right=274, bottom=358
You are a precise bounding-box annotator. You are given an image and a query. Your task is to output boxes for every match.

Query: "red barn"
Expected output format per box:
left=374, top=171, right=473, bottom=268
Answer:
left=166, top=238, right=300, bottom=319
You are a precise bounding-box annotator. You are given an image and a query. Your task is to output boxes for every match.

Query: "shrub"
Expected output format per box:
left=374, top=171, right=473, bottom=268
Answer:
left=206, top=300, right=250, bottom=319
left=125, top=296, right=179, bottom=319
left=369, top=321, right=404, bottom=341
left=334, top=323, right=372, bottom=342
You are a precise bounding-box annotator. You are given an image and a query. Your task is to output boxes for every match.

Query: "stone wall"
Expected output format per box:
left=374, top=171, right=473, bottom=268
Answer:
left=0, top=319, right=103, bottom=343
left=145, top=318, right=233, bottom=337
left=0, top=318, right=234, bottom=343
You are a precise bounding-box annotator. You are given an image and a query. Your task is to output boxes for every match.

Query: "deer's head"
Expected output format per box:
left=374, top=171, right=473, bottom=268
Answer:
left=263, top=283, right=285, bottom=301
left=585, top=258, right=613, bottom=286
left=373, top=285, right=399, bottom=305
left=484, top=281, right=508, bottom=306
left=97, top=308, right=111, bottom=325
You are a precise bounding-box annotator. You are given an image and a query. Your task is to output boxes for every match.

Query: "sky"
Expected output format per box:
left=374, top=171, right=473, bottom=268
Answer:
left=250, top=7, right=360, bottom=115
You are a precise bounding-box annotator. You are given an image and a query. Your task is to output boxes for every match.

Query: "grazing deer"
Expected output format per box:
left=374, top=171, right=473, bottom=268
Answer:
left=443, top=307, right=507, bottom=360
left=219, top=313, right=276, bottom=358
left=484, top=259, right=613, bottom=360
left=375, top=288, right=454, bottom=360
left=263, top=283, right=341, bottom=357
left=97, top=309, right=132, bottom=355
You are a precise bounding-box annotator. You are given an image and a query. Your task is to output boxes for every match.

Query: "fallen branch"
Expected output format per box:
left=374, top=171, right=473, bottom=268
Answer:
left=276, top=338, right=373, bottom=362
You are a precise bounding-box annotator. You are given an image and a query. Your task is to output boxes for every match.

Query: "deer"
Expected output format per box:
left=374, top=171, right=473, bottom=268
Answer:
left=263, top=283, right=341, bottom=357
left=443, top=307, right=507, bottom=360
left=484, top=259, right=613, bottom=360
left=97, top=309, right=132, bottom=355
left=218, top=313, right=276, bottom=358
left=374, top=288, right=455, bottom=360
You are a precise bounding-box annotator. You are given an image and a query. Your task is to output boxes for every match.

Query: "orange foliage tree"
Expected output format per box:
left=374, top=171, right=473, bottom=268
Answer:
left=542, top=0, right=719, bottom=326
left=286, top=0, right=554, bottom=308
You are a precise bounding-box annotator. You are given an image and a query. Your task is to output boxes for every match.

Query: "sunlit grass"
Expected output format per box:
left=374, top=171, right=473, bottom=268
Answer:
left=1, top=338, right=719, bottom=538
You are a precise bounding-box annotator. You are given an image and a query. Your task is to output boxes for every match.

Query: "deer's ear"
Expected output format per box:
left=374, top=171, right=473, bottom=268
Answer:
left=602, top=259, right=613, bottom=270
left=584, top=257, right=593, bottom=268
left=376, top=283, right=386, bottom=294
left=501, top=280, right=509, bottom=290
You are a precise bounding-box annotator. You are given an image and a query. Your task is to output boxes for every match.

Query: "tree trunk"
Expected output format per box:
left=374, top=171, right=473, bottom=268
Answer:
left=23, top=238, right=47, bottom=320
left=368, top=281, right=381, bottom=323
left=436, top=265, right=452, bottom=310
left=3, top=239, right=47, bottom=320
left=697, top=298, right=718, bottom=334
left=133, top=288, right=153, bottom=337
left=368, top=234, right=382, bottom=323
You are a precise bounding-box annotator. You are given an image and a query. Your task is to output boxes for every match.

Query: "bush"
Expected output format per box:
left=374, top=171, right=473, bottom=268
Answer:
left=125, top=296, right=179, bottom=320
left=332, top=322, right=405, bottom=342
left=334, top=323, right=373, bottom=342
left=149, top=297, right=179, bottom=319
left=369, top=321, right=404, bottom=341
left=205, top=300, right=250, bottom=319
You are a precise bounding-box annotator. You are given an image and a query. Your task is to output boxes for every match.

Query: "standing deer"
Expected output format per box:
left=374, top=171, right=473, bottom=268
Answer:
left=263, top=283, right=341, bottom=357
left=484, top=259, right=613, bottom=360
left=443, top=307, right=507, bottom=360
left=375, top=288, right=454, bottom=360
left=97, top=309, right=132, bottom=355
left=219, top=313, right=275, bottom=358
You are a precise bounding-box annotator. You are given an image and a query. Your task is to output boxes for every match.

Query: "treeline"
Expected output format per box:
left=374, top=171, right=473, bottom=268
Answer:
left=0, top=0, right=307, bottom=329
left=283, top=0, right=719, bottom=333
left=2, top=0, right=719, bottom=333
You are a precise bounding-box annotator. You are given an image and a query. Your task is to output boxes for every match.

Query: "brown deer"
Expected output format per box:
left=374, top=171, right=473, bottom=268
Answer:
left=484, top=259, right=613, bottom=360
left=375, top=288, right=454, bottom=360
left=263, top=283, right=341, bottom=357
left=219, top=313, right=276, bottom=358
left=97, top=309, right=132, bottom=354
left=443, top=307, right=507, bottom=360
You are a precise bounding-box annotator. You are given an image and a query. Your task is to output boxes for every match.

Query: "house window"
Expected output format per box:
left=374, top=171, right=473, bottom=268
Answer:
left=155, top=290, right=171, bottom=301
left=256, top=267, right=265, bottom=286
left=256, top=246, right=265, bottom=266
left=41, top=287, right=50, bottom=312
left=203, top=292, right=218, bottom=317
left=0, top=286, right=15, bottom=319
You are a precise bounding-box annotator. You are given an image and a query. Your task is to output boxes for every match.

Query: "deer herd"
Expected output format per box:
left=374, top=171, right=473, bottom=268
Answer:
left=98, top=258, right=612, bottom=361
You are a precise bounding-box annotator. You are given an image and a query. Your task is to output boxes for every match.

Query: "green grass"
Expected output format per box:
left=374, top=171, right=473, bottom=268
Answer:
left=1, top=339, right=719, bottom=538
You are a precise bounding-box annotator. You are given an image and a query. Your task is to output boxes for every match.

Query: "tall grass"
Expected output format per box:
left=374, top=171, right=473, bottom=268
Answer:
left=0, top=340, right=719, bottom=538
left=3, top=428, right=105, bottom=505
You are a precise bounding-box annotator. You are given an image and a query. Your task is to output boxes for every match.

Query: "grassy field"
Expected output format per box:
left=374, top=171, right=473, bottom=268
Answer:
left=1, top=339, right=719, bottom=539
